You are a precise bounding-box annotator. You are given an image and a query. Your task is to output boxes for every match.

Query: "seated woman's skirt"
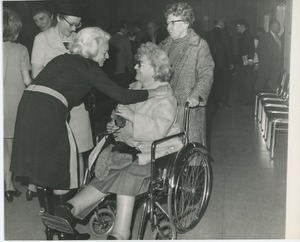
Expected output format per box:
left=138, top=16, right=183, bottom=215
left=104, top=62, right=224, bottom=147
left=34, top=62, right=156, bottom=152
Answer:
left=90, top=160, right=151, bottom=197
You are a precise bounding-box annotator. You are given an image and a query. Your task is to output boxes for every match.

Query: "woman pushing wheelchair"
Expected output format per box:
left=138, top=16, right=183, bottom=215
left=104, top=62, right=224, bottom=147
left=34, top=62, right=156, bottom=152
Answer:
left=54, top=42, right=183, bottom=240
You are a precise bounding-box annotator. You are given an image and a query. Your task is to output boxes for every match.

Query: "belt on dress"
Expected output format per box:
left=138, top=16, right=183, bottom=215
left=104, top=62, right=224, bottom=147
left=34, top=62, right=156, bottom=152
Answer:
left=26, top=84, right=79, bottom=188
left=26, top=84, right=68, bottom=108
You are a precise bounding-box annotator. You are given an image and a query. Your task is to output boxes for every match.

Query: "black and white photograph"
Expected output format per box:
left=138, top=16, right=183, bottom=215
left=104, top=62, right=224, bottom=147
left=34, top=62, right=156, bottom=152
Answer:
left=2, top=0, right=300, bottom=240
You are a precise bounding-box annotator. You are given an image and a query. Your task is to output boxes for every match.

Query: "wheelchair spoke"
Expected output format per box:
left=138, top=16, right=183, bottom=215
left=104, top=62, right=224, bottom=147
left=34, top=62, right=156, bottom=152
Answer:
left=168, top=147, right=212, bottom=233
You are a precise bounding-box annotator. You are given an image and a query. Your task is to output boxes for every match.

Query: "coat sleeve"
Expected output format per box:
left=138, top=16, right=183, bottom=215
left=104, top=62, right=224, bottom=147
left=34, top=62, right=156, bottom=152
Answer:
left=190, top=39, right=214, bottom=105
left=132, top=98, right=176, bottom=141
left=89, top=64, right=148, bottom=104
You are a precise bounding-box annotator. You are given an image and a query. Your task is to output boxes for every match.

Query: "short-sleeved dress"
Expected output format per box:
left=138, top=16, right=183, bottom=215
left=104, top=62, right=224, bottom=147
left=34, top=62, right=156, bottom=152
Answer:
left=31, top=27, right=93, bottom=152
left=3, top=42, right=31, bottom=138
left=11, top=54, right=148, bottom=190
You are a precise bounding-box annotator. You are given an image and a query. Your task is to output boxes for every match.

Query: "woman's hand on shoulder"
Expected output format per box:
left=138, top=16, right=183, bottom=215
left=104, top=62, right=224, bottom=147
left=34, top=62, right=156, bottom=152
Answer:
left=148, top=84, right=172, bottom=98
left=115, top=104, right=134, bottom=122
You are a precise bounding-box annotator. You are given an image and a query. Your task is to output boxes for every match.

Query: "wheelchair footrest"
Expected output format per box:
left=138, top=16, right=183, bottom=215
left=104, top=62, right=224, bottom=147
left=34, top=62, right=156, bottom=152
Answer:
left=40, top=212, right=74, bottom=234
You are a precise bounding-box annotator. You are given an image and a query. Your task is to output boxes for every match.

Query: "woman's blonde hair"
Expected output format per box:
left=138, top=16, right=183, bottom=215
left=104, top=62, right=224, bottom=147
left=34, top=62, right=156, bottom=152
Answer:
left=3, top=7, right=22, bottom=42
left=137, top=42, right=173, bottom=82
left=69, top=27, right=111, bottom=59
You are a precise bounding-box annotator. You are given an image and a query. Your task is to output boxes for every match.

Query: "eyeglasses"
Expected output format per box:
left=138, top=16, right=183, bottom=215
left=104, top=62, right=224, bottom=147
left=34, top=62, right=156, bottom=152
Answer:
left=165, top=20, right=184, bottom=27
left=137, top=60, right=152, bottom=68
left=62, top=16, right=82, bottom=29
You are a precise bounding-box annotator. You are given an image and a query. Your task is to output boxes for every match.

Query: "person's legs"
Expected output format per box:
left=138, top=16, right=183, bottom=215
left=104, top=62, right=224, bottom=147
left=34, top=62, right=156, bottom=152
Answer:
left=4, top=139, right=17, bottom=192
left=26, top=183, right=37, bottom=201
left=78, top=153, right=85, bottom=185
left=220, top=68, right=232, bottom=106
left=58, top=184, right=107, bottom=217
left=52, top=188, right=91, bottom=240
left=110, top=195, right=135, bottom=240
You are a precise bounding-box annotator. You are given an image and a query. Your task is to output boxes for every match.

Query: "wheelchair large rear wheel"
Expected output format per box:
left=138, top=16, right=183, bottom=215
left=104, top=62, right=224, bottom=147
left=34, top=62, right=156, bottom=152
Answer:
left=167, top=143, right=212, bottom=233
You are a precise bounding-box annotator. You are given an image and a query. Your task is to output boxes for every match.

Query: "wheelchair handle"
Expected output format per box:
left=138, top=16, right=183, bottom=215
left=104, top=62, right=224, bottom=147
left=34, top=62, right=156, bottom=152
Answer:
left=183, top=101, right=190, bottom=142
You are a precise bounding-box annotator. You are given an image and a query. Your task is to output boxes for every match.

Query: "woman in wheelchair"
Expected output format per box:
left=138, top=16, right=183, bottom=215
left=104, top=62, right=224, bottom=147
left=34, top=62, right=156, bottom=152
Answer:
left=54, top=42, right=183, bottom=240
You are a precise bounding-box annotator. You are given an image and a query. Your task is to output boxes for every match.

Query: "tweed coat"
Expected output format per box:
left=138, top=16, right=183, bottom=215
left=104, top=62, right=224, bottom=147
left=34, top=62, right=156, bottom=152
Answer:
left=159, top=29, right=214, bottom=145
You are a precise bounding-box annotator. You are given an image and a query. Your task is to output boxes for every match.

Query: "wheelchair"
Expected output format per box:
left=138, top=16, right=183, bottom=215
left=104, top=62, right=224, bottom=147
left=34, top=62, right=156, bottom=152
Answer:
left=40, top=102, right=213, bottom=240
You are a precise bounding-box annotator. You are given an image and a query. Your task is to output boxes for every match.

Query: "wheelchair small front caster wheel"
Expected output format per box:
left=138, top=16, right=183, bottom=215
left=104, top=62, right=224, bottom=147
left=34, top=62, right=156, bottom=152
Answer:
left=89, top=208, right=115, bottom=237
left=152, top=221, right=177, bottom=240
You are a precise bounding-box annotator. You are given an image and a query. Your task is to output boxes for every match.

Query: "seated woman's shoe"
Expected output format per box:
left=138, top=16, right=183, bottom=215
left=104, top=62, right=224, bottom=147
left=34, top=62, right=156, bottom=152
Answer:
left=54, top=202, right=74, bottom=225
left=107, top=235, right=118, bottom=240
left=26, top=190, right=37, bottom=201
left=5, top=189, right=22, bottom=203
left=58, top=230, right=90, bottom=240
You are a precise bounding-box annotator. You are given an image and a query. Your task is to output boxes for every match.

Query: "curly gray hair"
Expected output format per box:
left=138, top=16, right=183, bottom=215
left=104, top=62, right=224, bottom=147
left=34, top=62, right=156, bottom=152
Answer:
left=164, top=2, right=195, bottom=27
left=137, top=42, right=173, bottom=83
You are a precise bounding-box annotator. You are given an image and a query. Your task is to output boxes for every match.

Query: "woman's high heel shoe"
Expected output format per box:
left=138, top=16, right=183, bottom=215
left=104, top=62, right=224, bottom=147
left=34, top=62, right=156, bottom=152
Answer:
left=5, top=189, right=21, bottom=203
left=26, top=190, right=37, bottom=201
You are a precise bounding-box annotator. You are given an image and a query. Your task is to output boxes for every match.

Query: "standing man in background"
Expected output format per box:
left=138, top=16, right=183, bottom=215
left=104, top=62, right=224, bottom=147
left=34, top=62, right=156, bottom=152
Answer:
left=206, top=18, right=234, bottom=108
left=143, top=20, right=166, bottom=45
left=108, top=21, right=134, bottom=88
left=235, top=18, right=256, bottom=106
left=255, top=20, right=283, bottom=93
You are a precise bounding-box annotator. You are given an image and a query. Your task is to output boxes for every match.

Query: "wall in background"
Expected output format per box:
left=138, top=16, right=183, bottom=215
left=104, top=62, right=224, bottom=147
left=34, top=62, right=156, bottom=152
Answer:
left=91, top=0, right=260, bottom=53
left=7, top=0, right=291, bottom=57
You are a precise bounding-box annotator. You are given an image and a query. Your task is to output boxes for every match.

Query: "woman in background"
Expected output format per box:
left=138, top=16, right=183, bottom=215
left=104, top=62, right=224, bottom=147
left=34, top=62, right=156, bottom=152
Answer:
left=31, top=3, right=56, bottom=32
left=3, top=7, right=32, bottom=202
left=159, top=2, right=214, bottom=146
left=30, top=2, right=93, bottom=200
left=26, top=3, right=57, bottom=202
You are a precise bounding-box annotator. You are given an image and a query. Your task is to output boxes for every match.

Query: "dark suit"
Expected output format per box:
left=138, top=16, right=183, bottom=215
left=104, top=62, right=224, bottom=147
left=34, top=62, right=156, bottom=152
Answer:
left=206, top=26, right=234, bottom=105
left=106, top=32, right=134, bottom=88
left=236, top=29, right=256, bottom=104
left=255, top=32, right=283, bottom=92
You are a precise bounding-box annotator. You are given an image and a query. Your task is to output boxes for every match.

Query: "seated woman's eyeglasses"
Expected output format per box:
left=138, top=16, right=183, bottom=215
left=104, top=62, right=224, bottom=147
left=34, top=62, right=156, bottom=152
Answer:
left=165, top=20, right=184, bottom=28
left=62, top=16, right=82, bottom=29
left=137, top=60, right=152, bottom=68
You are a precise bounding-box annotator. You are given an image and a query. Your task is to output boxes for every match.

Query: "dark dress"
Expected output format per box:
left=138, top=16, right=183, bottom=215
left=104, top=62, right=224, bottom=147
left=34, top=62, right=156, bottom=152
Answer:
left=10, top=54, right=148, bottom=190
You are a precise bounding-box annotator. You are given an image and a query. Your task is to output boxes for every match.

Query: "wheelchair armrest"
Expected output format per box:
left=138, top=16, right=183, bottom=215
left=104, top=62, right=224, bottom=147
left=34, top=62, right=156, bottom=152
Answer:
left=151, top=132, right=185, bottom=161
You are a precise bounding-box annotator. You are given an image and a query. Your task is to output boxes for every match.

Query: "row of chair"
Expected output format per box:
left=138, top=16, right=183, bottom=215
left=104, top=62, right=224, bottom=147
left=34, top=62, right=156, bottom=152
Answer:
left=254, top=71, right=289, bottom=159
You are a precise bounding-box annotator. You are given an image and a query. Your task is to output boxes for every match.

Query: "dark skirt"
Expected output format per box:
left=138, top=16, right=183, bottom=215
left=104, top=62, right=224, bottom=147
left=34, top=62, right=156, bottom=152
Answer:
left=10, top=91, right=75, bottom=189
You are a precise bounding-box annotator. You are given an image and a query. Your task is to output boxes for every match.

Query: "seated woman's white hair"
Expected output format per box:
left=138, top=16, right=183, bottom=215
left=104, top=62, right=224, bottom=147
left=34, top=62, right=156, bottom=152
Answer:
left=137, top=42, right=173, bottom=83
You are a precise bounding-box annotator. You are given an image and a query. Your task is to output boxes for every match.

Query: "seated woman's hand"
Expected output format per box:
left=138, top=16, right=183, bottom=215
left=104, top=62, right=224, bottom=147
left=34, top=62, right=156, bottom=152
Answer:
left=107, top=120, right=120, bottom=133
left=115, top=104, right=134, bottom=122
